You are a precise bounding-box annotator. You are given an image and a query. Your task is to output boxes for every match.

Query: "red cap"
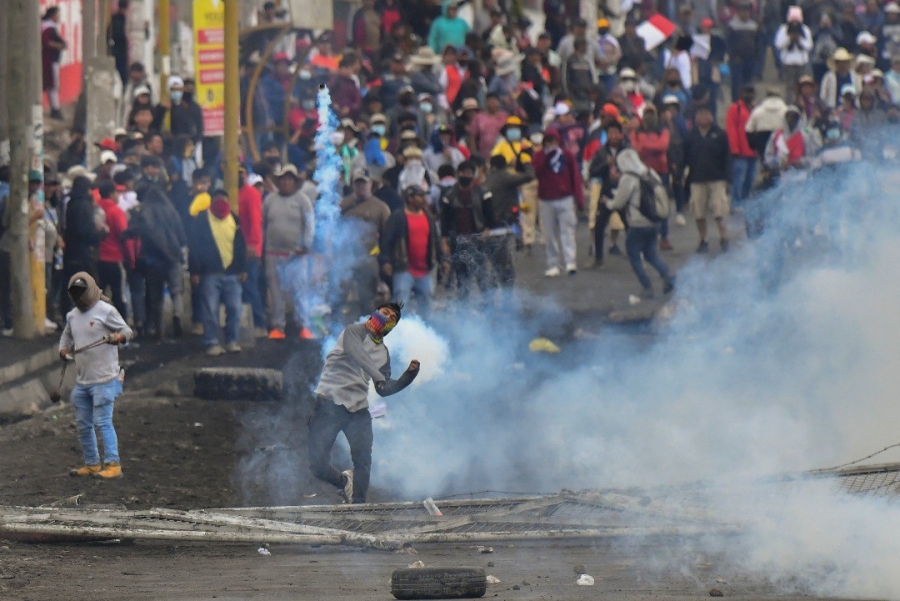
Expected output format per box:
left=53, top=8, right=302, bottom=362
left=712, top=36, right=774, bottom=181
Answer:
left=273, top=52, right=290, bottom=63
left=601, top=103, right=621, bottom=119
left=95, top=138, right=118, bottom=152
left=700, top=18, right=714, bottom=28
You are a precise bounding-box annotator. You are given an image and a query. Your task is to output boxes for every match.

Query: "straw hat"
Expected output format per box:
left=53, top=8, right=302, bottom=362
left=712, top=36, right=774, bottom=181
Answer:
left=494, top=50, right=523, bottom=77
left=408, top=46, right=441, bottom=68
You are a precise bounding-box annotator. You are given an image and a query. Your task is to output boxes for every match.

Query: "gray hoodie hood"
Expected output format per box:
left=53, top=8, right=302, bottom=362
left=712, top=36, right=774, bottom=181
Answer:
left=616, top=148, right=649, bottom=176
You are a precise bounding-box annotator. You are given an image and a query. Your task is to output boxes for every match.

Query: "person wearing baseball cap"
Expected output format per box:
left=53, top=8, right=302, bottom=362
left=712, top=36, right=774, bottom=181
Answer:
left=341, top=168, right=392, bottom=314
left=95, top=150, right=119, bottom=184
left=263, top=163, right=316, bottom=340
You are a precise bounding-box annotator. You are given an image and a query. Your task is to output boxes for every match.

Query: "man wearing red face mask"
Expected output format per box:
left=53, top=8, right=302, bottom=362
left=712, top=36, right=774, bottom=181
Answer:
left=311, top=301, right=420, bottom=504
left=188, top=190, right=248, bottom=356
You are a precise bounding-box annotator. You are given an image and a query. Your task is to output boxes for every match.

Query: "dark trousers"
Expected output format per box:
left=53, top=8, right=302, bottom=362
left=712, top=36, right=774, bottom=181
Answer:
left=626, top=226, right=672, bottom=290
left=308, top=396, right=373, bottom=504
left=0, top=250, right=11, bottom=329
left=97, top=261, right=127, bottom=319
left=487, top=234, right=515, bottom=288
left=127, top=269, right=146, bottom=330
left=730, top=58, right=755, bottom=103
left=593, top=201, right=627, bottom=263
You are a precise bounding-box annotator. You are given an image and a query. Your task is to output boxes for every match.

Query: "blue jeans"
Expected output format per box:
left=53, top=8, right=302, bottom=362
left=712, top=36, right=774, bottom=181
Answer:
left=393, top=270, right=434, bottom=317
left=625, top=226, right=672, bottom=290
left=199, top=273, right=242, bottom=347
left=71, top=379, right=123, bottom=465
left=242, top=256, right=265, bottom=329
left=732, top=156, right=757, bottom=204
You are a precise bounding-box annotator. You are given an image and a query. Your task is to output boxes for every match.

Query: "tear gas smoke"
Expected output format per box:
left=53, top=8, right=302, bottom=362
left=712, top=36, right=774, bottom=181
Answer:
left=367, top=162, right=900, bottom=598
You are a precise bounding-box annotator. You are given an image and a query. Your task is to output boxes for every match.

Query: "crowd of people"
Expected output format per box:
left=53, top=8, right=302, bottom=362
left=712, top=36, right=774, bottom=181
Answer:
left=4, top=0, right=900, bottom=345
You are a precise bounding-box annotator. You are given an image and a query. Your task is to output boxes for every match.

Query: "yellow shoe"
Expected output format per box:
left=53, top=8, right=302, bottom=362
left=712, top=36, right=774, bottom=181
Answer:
left=70, top=464, right=101, bottom=477
left=94, top=461, right=123, bottom=479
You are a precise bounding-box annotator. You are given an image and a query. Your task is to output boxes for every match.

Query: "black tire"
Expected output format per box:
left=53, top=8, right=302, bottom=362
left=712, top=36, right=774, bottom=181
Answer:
left=391, top=567, right=487, bottom=600
left=192, top=368, right=282, bottom=401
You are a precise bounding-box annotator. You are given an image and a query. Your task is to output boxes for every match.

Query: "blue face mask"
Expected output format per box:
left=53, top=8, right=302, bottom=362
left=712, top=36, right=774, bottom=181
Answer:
left=826, top=127, right=841, bottom=140
left=372, top=124, right=386, bottom=136
left=506, top=128, right=522, bottom=141
left=420, top=102, right=433, bottom=113
left=170, top=91, right=183, bottom=104
left=299, top=70, right=312, bottom=80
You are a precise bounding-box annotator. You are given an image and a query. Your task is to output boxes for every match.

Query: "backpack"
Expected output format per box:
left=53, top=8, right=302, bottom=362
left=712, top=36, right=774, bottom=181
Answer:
left=635, top=173, right=670, bottom=223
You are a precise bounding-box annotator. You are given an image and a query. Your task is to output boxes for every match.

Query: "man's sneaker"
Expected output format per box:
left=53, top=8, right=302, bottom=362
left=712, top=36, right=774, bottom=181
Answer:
left=675, top=213, right=687, bottom=227
left=268, top=329, right=286, bottom=340
left=608, top=245, right=622, bottom=256
left=720, top=239, right=730, bottom=252
left=191, top=323, right=204, bottom=336
left=663, top=277, right=675, bottom=295
left=566, top=263, right=577, bottom=275
left=1, top=328, right=13, bottom=337
left=340, top=470, right=354, bottom=503
left=254, top=327, right=269, bottom=338
left=44, top=318, right=58, bottom=332
left=299, top=327, right=316, bottom=340
left=94, top=462, right=123, bottom=479
left=697, top=240, right=710, bottom=254
left=225, top=342, right=242, bottom=353
left=70, top=464, right=101, bottom=477
left=206, top=345, right=226, bottom=356
left=544, top=266, right=561, bottom=277
left=659, top=238, right=673, bottom=251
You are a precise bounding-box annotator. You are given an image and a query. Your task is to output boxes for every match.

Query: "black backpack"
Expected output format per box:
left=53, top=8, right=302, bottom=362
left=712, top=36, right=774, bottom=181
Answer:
left=634, top=174, right=669, bottom=223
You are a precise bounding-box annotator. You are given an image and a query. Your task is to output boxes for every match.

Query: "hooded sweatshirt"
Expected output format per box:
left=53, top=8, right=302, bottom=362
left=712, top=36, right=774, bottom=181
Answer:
left=59, top=272, right=133, bottom=386
left=745, top=95, right=789, bottom=155
left=428, top=0, right=470, bottom=54
left=609, top=148, right=661, bottom=229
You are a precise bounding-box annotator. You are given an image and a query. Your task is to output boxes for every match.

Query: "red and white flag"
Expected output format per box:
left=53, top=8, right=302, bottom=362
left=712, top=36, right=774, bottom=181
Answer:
left=636, top=14, right=677, bottom=51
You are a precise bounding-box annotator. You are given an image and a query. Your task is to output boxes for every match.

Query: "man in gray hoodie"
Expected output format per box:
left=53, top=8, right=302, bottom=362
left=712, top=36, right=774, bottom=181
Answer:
left=59, top=272, right=132, bottom=479
left=609, top=149, right=675, bottom=299
left=310, top=301, right=420, bottom=503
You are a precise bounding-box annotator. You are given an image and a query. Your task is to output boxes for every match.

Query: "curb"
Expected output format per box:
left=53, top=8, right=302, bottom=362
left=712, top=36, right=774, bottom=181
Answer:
left=0, top=347, right=59, bottom=388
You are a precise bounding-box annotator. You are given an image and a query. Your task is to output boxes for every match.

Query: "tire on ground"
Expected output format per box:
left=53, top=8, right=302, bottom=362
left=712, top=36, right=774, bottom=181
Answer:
left=391, top=567, right=487, bottom=600
left=193, top=368, right=282, bottom=401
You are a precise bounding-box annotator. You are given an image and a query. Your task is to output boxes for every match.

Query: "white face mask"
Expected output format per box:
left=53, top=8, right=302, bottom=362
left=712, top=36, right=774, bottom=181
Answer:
left=620, top=79, right=636, bottom=93
left=330, top=132, right=345, bottom=146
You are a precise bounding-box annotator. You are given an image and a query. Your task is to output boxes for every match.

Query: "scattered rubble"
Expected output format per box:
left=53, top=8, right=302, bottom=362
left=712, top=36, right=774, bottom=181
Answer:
left=257, top=547, right=271, bottom=556
left=709, top=588, right=724, bottom=597
left=486, top=575, right=501, bottom=585
left=408, top=561, right=425, bottom=569
left=576, top=574, right=595, bottom=586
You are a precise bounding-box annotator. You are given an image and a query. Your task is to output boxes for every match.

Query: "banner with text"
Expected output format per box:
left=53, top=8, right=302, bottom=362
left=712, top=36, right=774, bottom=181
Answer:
left=193, top=0, right=225, bottom=136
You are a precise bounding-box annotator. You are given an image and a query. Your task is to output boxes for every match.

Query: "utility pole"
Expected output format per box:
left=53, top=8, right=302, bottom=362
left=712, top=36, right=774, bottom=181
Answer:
left=27, top=0, right=46, bottom=334
left=159, top=0, right=171, bottom=128
left=224, top=0, right=240, bottom=204
left=5, top=0, right=36, bottom=338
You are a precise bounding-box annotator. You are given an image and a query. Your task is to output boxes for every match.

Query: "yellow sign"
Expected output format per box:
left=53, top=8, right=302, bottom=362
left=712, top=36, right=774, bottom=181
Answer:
left=193, top=0, right=226, bottom=136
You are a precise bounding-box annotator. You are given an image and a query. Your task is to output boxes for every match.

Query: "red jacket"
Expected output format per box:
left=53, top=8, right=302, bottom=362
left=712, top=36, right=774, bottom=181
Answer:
left=630, top=127, right=670, bottom=176
left=532, top=146, right=584, bottom=209
left=238, top=184, right=263, bottom=257
left=98, top=198, right=127, bottom=263
left=726, top=100, right=756, bottom=158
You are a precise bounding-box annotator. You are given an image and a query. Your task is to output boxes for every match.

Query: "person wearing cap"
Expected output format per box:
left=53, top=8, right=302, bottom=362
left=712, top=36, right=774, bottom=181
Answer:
left=424, top=124, right=466, bottom=172
left=416, top=92, right=443, bottom=140
left=796, top=75, right=825, bottom=120
left=341, top=169, right=392, bottom=314
left=408, top=47, right=444, bottom=99
left=398, top=144, right=438, bottom=194
left=775, top=10, right=813, bottom=103
left=763, top=104, right=822, bottom=175
left=166, top=75, right=204, bottom=142
left=329, top=55, right=364, bottom=119
left=94, top=150, right=119, bottom=185
left=60, top=272, right=132, bottom=479
left=429, top=0, right=470, bottom=54
left=533, top=128, right=584, bottom=276
left=726, top=85, right=759, bottom=208
left=380, top=185, right=441, bottom=316
left=616, top=68, right=647, bottom=116
left=835, top=83, right=859, bottom=131
left=745, top=88, right=789, bottom=157
left=684, top=105, right=732, bottom=253
left=595, top=18, right=622, bottom=91
left=263, top=164, right=316, bottom=340
left=188, top=189, right=248, bottom=356
left=821, top=49, right=860, bottom=110
left=96, top=181, right=129, bottom=321
left=127, top=84, right=163, bottom=131
left=878, top=3, right=900, bottom=71
left=727, top=2, right=761, bottom=105
left=630, top=104, right=674, bottom=250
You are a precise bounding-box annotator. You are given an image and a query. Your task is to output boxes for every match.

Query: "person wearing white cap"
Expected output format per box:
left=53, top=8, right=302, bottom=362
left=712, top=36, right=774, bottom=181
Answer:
left=95, top=150, right=119, bottom=184
left=118, top=62, right=150, bottom=128
left=166, top=75, right=204, bottom=142
left=775, top=9, right=813, bottom=103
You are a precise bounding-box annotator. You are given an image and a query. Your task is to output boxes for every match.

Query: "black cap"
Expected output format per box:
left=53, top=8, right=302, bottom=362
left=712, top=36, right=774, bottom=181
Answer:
left=68, top=278, right=88, bottom=290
